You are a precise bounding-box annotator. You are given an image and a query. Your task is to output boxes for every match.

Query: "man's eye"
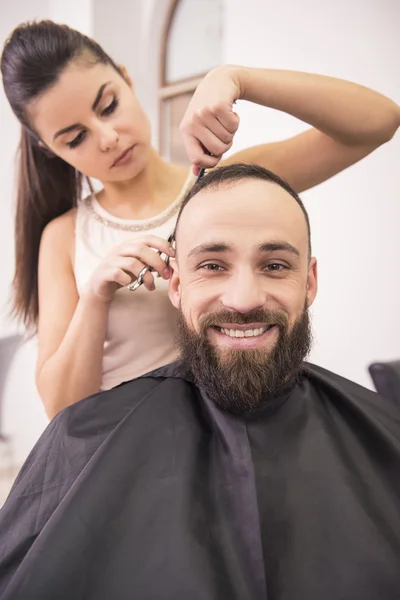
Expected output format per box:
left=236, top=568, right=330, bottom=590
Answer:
left=265, top=263, right=287, bottom=272
left=101, top=97, right=119, bottom=117
left=200, top=263, right=225, bottom=272
left=67, top=131, right=86, bottom=149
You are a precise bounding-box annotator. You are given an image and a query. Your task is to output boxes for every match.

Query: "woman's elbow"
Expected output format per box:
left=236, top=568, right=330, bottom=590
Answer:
left=375, top=102, right=400, bottom=145
left=35, top=372, right=63, bottom=420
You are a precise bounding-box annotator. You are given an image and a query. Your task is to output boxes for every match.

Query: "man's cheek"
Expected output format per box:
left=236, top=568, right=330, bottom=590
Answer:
left=179, top=301, right=196, bottom=332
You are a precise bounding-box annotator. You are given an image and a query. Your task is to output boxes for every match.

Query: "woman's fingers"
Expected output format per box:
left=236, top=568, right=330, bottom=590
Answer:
left=117, top=235, right=174, bottom=258
left=110, top=257, right=157, bottom=291
left=91, top=235, right=174, bottom=298
left=180, top=104, right=240, bottom=168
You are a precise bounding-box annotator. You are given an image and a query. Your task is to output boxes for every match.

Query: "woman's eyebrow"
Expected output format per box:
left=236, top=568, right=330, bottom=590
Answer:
left=53, top=81, right=111, bottom=141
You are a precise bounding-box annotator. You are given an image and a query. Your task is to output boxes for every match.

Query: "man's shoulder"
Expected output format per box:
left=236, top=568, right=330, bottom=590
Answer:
left=303, top=362, right=400, bottom=429
left=0, top=362, right=198, bottom=574
left=303, top=362, right=377, bottom=398
left=9, top=362, right=196, bottom=498
left=59, top=360, right=195, bottom=430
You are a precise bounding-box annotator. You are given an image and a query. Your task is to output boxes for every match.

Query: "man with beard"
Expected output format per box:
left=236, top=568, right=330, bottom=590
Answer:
left=172, top=164, right=313, bottom=414
left=1, top=164, right=400, bottom=600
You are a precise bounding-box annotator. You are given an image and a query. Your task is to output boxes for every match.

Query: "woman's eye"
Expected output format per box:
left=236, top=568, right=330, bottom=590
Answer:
left=67, top=131, right=86, bottom=149
left=101, top=97, right=119, bottom=117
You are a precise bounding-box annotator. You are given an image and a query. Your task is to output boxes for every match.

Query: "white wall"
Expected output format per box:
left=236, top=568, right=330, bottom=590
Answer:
left=1, top=0, right=399, bottom=466
left=222, top=0, right=400, bottom=389
left=49, top=0, right=93, bottom=32
left=93, top=0, right=142, bottom=96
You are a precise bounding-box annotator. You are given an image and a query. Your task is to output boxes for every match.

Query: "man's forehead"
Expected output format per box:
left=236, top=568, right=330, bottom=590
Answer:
left=177, top=179, right=308, bottom=253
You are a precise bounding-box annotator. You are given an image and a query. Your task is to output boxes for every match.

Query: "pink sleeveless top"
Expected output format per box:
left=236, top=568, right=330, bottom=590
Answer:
left=74, top=172, right=194, bottom=391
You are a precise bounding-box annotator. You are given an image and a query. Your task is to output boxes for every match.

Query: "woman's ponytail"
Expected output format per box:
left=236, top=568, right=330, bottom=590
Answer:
left=13, top=129, right=82, bottom=329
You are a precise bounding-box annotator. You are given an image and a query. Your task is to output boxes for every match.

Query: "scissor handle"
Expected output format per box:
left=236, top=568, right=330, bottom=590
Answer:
left=127, top=264, right=152, bottom=291
left=126, top=214, right=182, bottom=292
left=127, top=239, right=173, bottom=292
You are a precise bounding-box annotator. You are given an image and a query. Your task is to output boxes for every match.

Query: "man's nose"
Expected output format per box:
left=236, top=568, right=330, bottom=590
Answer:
left=220, top=270, right=266, bottom=314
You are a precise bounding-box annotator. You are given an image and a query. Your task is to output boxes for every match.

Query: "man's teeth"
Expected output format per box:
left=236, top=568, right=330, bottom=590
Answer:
left=219, top=326, right=273, bottom=338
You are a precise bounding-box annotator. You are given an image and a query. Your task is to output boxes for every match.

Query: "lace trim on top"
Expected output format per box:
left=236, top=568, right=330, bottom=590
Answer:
left=84, top=170, right=194, bottom=232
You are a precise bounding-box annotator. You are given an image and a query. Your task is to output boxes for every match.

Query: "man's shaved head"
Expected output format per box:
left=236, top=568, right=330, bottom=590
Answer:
left=173, top=163, right=311, bottom=257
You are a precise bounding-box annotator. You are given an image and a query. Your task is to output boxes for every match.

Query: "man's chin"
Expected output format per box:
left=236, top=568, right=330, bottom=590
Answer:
left=177, top=305, right=312, bottom=414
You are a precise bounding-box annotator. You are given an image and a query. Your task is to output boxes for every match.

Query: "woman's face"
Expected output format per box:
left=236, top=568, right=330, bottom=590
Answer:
left=29, top=60, right=152, bottom=182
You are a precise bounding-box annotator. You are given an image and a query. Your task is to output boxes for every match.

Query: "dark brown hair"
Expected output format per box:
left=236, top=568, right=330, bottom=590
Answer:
left=1, top=20, right=121, bottom=330
left=174, top=163, right=311, bottom=255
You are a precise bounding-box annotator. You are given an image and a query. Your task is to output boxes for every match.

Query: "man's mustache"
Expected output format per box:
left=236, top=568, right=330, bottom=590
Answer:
left=199, top=308, right=289, bottom=331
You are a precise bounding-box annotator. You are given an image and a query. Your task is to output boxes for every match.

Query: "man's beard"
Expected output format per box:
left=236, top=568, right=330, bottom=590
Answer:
left=176, top=304, right=312, bottom=414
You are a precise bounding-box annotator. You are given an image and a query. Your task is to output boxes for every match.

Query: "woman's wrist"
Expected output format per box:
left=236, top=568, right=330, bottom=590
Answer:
left=79, top=284, right=113, bottom=310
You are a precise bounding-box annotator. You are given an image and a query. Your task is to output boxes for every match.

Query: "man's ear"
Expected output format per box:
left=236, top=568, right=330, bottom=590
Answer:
left=306, top=257, right=318, bottom=307
left=168, top=259, right=181, bottom=308
left=118, top=65, right=133, bottom=89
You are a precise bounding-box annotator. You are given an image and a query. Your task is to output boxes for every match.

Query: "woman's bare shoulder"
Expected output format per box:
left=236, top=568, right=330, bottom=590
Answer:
left=40, top=208, right=77, bottom=263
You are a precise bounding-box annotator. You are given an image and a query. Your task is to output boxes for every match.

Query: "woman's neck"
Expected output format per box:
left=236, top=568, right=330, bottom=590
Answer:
left=95, top=149, right=190, bottom=220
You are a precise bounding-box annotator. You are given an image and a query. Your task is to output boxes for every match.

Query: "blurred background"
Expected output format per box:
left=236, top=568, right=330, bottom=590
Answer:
left=0, top=0, right=399, bottom=503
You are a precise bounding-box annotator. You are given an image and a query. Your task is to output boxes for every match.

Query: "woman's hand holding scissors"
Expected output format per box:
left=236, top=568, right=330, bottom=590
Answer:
left=82, top=235, right=175, bottom=302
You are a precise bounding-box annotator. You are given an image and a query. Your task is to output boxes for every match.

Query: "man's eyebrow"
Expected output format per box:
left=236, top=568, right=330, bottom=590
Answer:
left=187, top=243, right=231, bottom=259
left=258, top=241, right=300, bottom=257
left=53, top=82, right=111, bottom=141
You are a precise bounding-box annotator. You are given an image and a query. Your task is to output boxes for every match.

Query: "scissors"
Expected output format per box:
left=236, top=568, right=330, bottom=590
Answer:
left=127, top=232, right=175, bottom=291
left=128, top=159, right=209, bottom=292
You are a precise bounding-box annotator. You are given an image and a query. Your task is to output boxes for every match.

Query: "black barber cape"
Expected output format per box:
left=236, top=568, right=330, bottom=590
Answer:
left=1, top=362, right=400, bottom=600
